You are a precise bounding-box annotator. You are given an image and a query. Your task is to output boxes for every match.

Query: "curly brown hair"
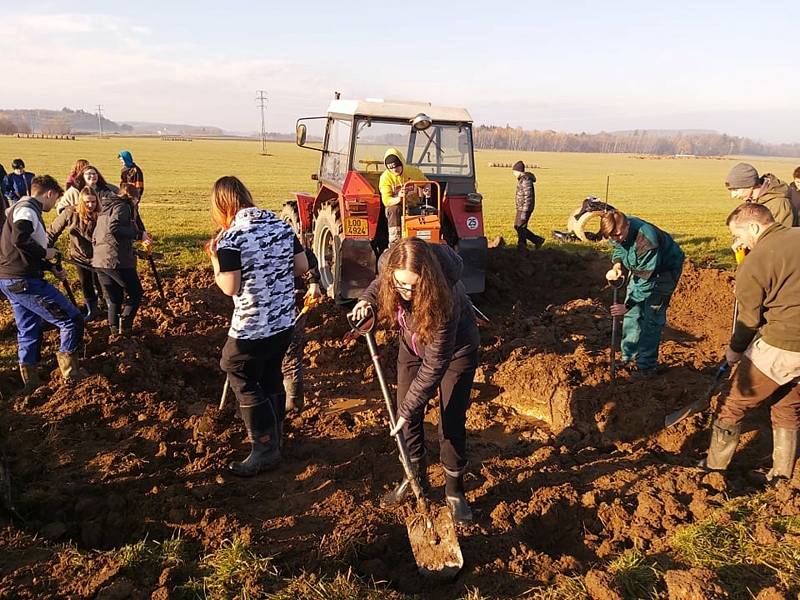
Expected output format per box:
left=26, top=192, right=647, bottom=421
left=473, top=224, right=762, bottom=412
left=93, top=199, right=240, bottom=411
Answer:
left=375, top=238, right=453, bottom=344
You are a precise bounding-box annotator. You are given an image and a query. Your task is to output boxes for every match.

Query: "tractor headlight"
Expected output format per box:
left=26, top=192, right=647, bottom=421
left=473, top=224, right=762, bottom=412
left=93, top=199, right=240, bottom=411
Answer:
left=467, top=192, right=483, bottom=205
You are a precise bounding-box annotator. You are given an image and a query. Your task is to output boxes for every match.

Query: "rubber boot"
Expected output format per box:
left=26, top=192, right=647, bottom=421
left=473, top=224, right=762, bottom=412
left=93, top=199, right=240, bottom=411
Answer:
left=56, top=352, right=85, bottom=383
left=380, top=457, right=429, bottom=507
left=445, top=472, right=473, bottom=524
left=284, top=378, right=305, bottom=413
left=228, top=402, right=281, bottom=477
left=19, top=363, right=40, bottom=395
left=767, top=428, right=799, bottom=481
left=83, top=299, right=99, bottom=322
left=119, top=315, right=135, bottom=336
left=701, top=419, right=741, bottom=471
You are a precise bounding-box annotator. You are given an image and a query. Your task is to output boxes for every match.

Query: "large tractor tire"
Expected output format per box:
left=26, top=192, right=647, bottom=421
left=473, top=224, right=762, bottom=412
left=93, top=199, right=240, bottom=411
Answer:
left=312, top=204, right=344, bottom=300
left=280, top=201, right=301, bottom=236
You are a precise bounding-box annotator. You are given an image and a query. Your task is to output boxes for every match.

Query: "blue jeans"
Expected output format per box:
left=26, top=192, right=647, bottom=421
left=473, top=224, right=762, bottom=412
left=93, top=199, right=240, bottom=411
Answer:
left=0, top=277, right=84, bottom=364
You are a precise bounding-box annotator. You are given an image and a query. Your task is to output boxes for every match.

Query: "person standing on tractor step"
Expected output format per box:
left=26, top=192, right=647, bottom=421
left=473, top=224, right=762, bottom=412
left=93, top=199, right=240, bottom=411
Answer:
left=3, top=159, right=35, bottom=207
left=282, top=249, right=322, bottom=413
left=351, top=238, right=480, bottom=524
left=0, top=175, right=85, bottom=394
left=789, top=165, right=800, bottom=217
left=118, top=150, right=144, bottom=199
left=48, top=187, right=103, bottom=322
left=512, top=160, right=544, bottom=250
left=702, top=203, right=800, bottom=482
left=725, top=162, right=797, bottom=228
left=378, top=148, right=428, bottom=245
left=206, top=176, right=309, bottom=477
left=92, top=184, right=147, bottom=334
left=600, top=210, right=684, bottom=378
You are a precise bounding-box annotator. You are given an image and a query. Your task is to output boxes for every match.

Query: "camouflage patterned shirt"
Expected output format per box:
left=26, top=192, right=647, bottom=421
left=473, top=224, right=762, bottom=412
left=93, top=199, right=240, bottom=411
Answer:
left=217, top=207, right=297, bottom=339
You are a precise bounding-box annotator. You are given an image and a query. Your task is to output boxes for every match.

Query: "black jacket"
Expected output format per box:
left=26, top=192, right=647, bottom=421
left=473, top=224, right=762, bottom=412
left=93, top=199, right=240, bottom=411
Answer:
left=0, top=197, right=48, bottom=278
left=92, top=195, right=143, bottom=269
left=361, top=244, right=480, bottom=420
left=47, top=206, right=95, bottom=266
left=515, top=171, right=536, bottom=214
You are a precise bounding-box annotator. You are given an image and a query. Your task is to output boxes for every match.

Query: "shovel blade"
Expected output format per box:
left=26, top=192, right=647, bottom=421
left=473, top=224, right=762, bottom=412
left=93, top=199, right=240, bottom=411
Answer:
left=405, top=505, right=463, bottom=579
left=664, top=399, right=707, bottom=428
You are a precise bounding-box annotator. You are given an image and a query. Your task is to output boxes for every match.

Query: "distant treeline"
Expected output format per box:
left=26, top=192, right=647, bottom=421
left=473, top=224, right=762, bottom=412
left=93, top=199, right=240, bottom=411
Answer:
left=473, top=125, right=800, bottom=157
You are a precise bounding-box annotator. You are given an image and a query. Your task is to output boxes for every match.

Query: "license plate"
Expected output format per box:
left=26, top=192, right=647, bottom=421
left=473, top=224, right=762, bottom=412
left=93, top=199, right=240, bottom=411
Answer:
left=345, top=217, right=368, bottom=236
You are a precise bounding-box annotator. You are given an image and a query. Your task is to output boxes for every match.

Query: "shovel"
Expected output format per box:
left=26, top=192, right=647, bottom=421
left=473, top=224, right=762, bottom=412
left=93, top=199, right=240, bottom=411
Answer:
left=348, top=309, right=464, bottom=579
left=609, top=276, right=625, bottom=379
left=664, top=361, right=731, bottom=428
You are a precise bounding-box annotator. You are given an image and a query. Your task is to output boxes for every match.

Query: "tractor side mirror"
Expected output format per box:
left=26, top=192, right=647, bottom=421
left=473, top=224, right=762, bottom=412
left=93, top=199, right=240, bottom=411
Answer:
left=296, top=124, right=308, bottom=147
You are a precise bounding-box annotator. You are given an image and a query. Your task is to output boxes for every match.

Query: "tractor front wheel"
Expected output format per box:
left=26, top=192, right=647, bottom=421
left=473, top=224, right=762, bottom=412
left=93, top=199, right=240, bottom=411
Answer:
left=312, top=204, right=343, bottom=300
left=280, top=201, right=301, bottom=236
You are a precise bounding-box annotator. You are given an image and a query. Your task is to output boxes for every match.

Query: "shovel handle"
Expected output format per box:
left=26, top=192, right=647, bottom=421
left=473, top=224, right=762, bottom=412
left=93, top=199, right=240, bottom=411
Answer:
left=364, top=330, right=428, bottom=506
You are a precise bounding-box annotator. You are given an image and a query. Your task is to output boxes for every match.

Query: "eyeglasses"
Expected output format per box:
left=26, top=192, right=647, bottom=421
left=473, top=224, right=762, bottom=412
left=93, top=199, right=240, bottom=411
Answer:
left=393, top=276, right=416, bottom=293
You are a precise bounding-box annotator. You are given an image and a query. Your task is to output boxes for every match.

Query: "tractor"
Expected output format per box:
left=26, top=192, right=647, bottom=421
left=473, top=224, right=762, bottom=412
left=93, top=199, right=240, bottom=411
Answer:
left=283, top=97, right=487, bottom=301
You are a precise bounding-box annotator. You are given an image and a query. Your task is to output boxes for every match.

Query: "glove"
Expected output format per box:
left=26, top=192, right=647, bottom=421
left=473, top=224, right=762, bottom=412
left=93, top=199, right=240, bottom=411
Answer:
left=606, top=263, right=623, bottom=282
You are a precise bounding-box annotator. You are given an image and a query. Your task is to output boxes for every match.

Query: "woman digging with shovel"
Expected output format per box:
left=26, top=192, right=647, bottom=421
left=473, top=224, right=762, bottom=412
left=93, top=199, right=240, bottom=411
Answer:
left=206, top=176, right=308, bottom=476
left=352, top=237, right=480, bottom=524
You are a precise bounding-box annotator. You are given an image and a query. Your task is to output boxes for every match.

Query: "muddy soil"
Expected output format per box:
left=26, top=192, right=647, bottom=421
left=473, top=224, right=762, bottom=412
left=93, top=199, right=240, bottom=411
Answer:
left=0, top=247, right=797, bottom=598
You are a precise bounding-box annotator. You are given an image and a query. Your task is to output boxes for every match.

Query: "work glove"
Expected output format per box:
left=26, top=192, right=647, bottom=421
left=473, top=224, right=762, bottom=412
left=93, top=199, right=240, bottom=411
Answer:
left=389, top=416, right=407, bottom=437
left=605, top=263, right=623, bottom=282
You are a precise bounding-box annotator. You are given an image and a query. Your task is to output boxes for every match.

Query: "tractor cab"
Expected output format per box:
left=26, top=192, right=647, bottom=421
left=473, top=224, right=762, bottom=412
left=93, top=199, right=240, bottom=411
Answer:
left=288, top=98, right=487, bottom=301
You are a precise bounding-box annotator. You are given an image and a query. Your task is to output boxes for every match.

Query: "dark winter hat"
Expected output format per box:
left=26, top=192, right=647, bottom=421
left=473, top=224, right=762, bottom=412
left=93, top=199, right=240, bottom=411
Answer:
left=11, top=158, right=24, bottom=169
left=385, top=154, right=402, bottom=168
left=725, top=162, right=759, bottom=189
left=512, top=160, right=525, bottom=173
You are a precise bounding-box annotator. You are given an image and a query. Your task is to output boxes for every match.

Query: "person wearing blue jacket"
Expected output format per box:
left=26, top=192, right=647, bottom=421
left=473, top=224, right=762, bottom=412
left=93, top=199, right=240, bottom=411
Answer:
left=599, top=210, right=685, bottom=378
left=3, top=159, right=35, bottom=206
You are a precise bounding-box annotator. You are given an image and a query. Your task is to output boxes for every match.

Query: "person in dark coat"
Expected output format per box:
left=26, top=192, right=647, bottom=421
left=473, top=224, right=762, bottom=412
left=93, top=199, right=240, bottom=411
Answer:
left=3, top=159, right=35, bottom=206
left=352, top=237, right=480, bottom=524
left=512, top=160, right=544, bottom=250
left=789, top=165, right=800, bottom=217
left=0, top=175, right=85, bottom=392
left=47, top=187, right=103, bottom=321
left=0, top=162, right=6, bottom=211
left=91, top=184, right=145, bottom=333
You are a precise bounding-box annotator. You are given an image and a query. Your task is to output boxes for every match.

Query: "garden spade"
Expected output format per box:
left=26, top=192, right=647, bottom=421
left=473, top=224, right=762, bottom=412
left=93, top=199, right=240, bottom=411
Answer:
left=348, top=310, right=463, bottom=579
left=663, top=361, right=731, bottom=428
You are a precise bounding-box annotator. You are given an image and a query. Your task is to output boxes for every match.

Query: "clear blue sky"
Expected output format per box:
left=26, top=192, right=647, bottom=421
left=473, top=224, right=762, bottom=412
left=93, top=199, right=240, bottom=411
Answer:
left=6, top=0, right=800, bottom=142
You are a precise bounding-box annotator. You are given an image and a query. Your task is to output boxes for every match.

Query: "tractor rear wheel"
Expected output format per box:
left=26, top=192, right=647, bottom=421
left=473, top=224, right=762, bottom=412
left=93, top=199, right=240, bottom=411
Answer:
left=312, top=204, right=343, bottom=300
left=281, top=201, right=301, bottom=236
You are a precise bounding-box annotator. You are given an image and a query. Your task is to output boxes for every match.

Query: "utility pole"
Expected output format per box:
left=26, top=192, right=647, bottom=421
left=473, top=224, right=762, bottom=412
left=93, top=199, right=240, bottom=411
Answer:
left=256, top=90, right=268, bottom=155
left=96, top=105, right=104, bottom=138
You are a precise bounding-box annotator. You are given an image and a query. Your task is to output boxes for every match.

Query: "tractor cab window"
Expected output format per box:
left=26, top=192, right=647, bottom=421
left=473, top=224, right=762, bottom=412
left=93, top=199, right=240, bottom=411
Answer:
left=353, top=119, right=473, bottom=178
left=321, top=118, right=352, bottom=187
left=408, top=124, right=473, bottom=177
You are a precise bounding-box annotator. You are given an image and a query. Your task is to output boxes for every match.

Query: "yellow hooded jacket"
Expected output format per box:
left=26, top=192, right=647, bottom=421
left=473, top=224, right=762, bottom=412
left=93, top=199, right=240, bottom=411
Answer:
left=378, top=148, right=427, bottom=207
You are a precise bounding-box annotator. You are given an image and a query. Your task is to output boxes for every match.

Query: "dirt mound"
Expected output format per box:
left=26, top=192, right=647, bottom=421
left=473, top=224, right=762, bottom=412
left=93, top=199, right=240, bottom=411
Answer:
left=0, top=248, right=796, bottom=598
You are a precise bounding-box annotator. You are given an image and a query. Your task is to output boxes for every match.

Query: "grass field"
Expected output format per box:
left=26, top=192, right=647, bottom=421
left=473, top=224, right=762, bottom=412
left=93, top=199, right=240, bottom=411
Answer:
left=2, top=136, right=799, bottom=269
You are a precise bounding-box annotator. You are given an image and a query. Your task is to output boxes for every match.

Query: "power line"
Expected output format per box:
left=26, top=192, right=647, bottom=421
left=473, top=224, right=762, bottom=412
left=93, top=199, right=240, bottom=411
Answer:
left=96, top=105, right=104, bottom=138
left=256, top=90, right=267, bottom=155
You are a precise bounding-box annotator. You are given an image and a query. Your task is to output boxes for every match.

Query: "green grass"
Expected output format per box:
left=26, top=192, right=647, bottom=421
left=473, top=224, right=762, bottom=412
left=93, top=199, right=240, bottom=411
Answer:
left=3, top=135, right=798, bottom=270
left=671, top=493, right=800, bottom=593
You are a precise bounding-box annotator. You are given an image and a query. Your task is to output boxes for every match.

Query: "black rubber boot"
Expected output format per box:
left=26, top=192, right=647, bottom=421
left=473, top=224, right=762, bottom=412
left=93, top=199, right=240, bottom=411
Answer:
left=284, top=378, right=304, bottom=413
left=380, top=457, right=429, bottom=507
left=228, top=402, right=281, bottom=477
left=445, top=472, right=473, bottom=524
left=767, top=427, right=799, bottom=481
left=701, top=419, right=741, bottom=471
left=120, top=314, right=135, bottom=335
left=84, top=299, right=100, bottom=322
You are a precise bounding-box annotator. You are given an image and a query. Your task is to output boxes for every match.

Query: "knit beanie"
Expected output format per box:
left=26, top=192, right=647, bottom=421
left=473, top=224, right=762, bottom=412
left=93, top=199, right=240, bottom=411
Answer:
left=385, top=154, right=402, bottom=169
left=512, top=160, right=525, bottom=173
left=725, top=163, right=759, bottom=189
